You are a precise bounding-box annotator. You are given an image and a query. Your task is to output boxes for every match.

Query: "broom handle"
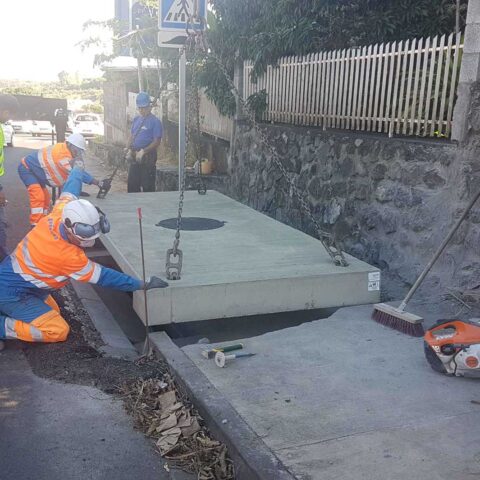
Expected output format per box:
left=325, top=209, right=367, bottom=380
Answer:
left=398, top=188, right=480, bottom=311
left=138, top=208, right=150, bottom=351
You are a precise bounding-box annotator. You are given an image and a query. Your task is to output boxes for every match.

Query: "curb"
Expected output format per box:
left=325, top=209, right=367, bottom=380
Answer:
left=150, top=332, right=296, bottom=480
left=71, top=281, right=138, bottom=360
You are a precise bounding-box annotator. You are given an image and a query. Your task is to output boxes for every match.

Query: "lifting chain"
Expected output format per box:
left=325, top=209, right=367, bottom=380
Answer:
left=202, top=41, right=349, bottom=267
left=165, top=36, right=203, bottom=280
left=194, top=85, right=207, bottom=195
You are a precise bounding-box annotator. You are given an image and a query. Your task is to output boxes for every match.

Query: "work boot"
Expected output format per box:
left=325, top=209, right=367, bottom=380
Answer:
left=0, top=340, right=5, bottom=352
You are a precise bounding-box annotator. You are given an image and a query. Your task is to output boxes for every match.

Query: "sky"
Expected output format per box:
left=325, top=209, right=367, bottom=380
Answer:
left=1, top=0, right=115, bottom=81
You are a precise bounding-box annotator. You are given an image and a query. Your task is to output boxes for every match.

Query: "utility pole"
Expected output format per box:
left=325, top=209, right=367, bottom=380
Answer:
left=455, top=0, right=461, bottom=34
left=137, top=56, right=144, bottom=91
left=178, top=50, right=186, bottom=191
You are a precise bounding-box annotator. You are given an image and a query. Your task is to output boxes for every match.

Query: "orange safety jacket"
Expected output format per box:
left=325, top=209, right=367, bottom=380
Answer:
left=36, top=143, right=74, bottom=187
left=10, top=193, right=101, bottom=290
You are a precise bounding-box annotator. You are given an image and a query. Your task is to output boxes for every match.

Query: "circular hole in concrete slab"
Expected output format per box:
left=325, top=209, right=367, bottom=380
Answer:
left=156, top=217, right=226, bottom=231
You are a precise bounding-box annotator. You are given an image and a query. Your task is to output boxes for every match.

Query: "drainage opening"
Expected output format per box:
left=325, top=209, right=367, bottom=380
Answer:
left=156, top=217, right=226, bottom=231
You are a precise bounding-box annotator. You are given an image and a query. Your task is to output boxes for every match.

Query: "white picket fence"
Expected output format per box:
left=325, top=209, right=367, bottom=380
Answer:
left=244, top=33, right=463, bottom=138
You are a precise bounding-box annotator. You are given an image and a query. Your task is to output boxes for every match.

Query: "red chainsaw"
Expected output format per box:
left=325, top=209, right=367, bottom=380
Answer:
left=424, top=319, right=480, bottom=377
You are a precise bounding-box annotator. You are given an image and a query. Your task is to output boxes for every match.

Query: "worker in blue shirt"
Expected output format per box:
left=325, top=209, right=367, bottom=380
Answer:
left=126, top=92, right=163, bottom=193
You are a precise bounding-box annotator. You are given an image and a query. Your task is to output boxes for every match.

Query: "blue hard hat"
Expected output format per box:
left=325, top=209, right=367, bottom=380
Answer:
left=136, top=92, right=151, bottom=108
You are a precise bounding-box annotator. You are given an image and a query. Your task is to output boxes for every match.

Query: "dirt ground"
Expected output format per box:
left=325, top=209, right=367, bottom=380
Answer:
left=22, top=286, right=167, bottom=394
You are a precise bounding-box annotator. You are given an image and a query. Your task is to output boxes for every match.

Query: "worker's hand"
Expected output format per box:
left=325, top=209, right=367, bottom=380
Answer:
left=144, top=276, right=169, bottom=290
left=135, top=149, right=145, bottom=162
left=124, top=148, right=133, bottom=160
left=71, top=157, right=85, bottom=170
left=98, top=178, right=111, bottom=190
left=0, top=191, right=6, bottom=207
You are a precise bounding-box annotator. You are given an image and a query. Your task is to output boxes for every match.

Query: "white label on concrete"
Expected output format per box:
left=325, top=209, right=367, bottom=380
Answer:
left=368, top=271, right=380, bottom=291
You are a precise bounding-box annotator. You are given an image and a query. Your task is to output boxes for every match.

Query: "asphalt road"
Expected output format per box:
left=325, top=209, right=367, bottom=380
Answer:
left=0, top=135, right=171, bottom=480
left=2, top=135, right=50, bottom=251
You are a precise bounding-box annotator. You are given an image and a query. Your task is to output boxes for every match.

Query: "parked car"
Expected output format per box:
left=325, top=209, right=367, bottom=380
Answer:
left=30, top=120, right=54, bottom=137
left=2, top=122, right=14, bottom=147
left=73, top=113, right=104, bottom=137
left=11, top=120, right=24, bottom=133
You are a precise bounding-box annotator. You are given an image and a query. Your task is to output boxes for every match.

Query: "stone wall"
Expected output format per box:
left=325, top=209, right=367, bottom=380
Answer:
left=229, top=83, right=480, bottom=299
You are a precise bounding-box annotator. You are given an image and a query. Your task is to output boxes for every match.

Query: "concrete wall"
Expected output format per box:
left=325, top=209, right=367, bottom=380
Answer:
left=452, top=0, right=480, bottom=142
left=103, top=73, right=138, bottom=145
left=228, top=84, right=480, bottom=299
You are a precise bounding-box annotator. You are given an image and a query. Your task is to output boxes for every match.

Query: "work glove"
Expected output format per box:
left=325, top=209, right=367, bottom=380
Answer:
left=71, top=157, right=85, bottom=170
left=98, top=178, right=112, bottom=190
left=124, top=148, right=133, bottom=160
left=144, top=276, right=169, bottom=290
left=135, top=149, right=145, bottom=162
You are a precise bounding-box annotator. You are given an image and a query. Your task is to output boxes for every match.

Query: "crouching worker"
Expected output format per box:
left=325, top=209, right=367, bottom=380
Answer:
left=18, top=133, right=108, bottom=227
left=0, top=165, right=168, bottom=350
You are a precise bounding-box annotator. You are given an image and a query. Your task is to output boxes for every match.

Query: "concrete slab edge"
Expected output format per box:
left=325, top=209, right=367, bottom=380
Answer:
left=149, top=332, right=297, bottom=480
left=70, top=281, right=138, bottom=361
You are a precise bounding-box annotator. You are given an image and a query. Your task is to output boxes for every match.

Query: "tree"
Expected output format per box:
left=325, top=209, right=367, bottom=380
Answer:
left=57, top=70, right=71, bottom=86
left=198, top=0, right=468, bottom=115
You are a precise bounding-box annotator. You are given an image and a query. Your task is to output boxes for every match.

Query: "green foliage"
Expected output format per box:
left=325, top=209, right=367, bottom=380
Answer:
left=201, top=0, right=468, bottom=115
left=83, top=103, right=104, bottom=114
left=246, top=90, right=268, bottom=120
left=0, top=78, right=103, bottom=103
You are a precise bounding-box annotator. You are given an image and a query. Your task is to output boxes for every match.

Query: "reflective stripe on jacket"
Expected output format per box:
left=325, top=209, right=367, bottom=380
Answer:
left=10, top=192, right=102, bottom=290
left=37, top=143, right=73, bottom=187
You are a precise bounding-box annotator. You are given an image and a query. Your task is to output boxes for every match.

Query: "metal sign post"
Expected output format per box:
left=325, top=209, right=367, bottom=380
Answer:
left=158, top=0, right=207, bottom=191
left=178, top=50, right=186, bottom=191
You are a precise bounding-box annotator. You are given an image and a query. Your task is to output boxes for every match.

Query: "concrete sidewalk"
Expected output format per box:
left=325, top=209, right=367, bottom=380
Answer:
left=0, top=348, right=167, bottom=480
left=183, top=304, right=480, bottom=480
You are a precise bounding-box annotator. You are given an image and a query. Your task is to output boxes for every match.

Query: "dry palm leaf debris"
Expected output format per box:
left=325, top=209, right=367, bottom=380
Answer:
left=120, top=377, right=235, bottom=479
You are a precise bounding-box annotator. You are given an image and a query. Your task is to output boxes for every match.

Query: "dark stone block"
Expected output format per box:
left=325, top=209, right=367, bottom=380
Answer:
left=339, top=157, right=354, bottom=176
left=372, top=163, right=387, bottom=181
left=401, top=165, right=425, bottom=186
left=375, top=181, right=395, bottom=203
left=382, top=213, right=397, bottom=234
left=333, top=219, right=350, bottom=240
left=423, top=170, right=446, bottom=189
left=323, top=198, right=343, bottom=224
left=345, top=143, right=356, bottom=155
left=361, top=206, right=379, bottom=230
left=354, top=183, right=369, bottom=201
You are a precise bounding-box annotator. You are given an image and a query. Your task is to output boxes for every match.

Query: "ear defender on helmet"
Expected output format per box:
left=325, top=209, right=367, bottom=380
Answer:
left=95, top=207, right=110, bottom=234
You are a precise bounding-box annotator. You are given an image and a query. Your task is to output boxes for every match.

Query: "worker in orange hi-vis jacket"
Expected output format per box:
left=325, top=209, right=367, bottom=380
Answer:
left=17, top=133, right=109, bottom=227
left=0, top=164, right=168, bottom=351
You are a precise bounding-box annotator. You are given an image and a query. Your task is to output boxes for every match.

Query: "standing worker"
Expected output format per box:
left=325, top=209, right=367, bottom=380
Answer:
left=53, top=108, right=69, bottom=143
left=0, top=94, right=20, bottom=261
left=18, top=133, right=108, bottom=227
left=126, top=92, right=163, bottom=193
left=0, top=165, right=168, bottom=350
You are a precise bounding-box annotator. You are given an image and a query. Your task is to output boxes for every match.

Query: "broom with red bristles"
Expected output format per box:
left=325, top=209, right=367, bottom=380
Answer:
left=372, top=187, right=480, bottom=337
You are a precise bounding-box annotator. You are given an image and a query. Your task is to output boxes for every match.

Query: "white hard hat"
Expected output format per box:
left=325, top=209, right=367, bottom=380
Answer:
left=66, top=133, right=87, bottom=151
left=62, top=199, right=101, bottom=240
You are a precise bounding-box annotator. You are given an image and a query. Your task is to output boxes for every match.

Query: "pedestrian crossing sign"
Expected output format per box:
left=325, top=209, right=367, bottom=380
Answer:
left=158, top=0, right=207, bottom=46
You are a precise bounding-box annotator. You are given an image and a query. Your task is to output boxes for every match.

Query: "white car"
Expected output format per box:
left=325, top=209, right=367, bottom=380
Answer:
left=73, top=113, right=104, bottom=137
left=11, top=120, right=32, bottom=133
left=30, top=120, right=54, bottom=137
left=2, top=122, right=14, bottom=147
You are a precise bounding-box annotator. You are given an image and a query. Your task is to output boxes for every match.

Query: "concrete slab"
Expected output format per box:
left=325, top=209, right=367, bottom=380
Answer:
left=182, top=305, right=480, bottom=480
left=150, top=331, right=295, bottom=480
left=96, top=191, right=380, bottom=325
